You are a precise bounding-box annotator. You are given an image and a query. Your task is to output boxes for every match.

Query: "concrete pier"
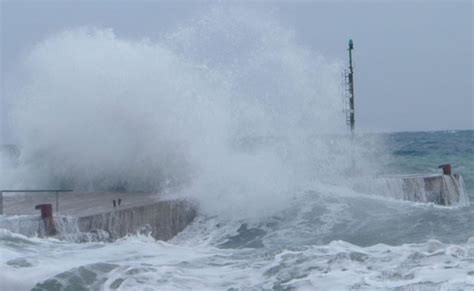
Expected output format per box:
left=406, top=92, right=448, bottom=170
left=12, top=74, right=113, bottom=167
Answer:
left=0, top=192, right=197, bottom=241
left=75, top=199, right=196, bottom=241
left=352, top=173, right=469, bottom=206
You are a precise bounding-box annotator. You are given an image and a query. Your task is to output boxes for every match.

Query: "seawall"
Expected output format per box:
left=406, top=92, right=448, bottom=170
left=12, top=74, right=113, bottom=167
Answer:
left=352, top=174, right=469, bottom=206
left=76, top=199, right=196, bottom=241
left=0, top=192, right=197, bottom=241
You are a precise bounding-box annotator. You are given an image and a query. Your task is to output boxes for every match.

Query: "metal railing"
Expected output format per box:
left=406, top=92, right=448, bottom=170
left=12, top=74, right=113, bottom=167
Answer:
left=0, top=189, right=73, bottom=215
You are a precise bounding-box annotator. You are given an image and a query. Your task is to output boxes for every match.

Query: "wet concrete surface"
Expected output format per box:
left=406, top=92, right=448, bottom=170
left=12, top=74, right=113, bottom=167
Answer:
left=2, top=192, right=160, bottom=216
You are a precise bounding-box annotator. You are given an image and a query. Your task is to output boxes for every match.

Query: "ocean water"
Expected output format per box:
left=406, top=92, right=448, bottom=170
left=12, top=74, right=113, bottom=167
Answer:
left=1, top=7, right=473, bottom=290
left=1, top=130, right=473, bottom=291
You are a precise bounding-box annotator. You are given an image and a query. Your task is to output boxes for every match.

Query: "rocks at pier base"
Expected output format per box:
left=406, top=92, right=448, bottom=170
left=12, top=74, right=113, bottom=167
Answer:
left=352, top=174, right=469, bottom=206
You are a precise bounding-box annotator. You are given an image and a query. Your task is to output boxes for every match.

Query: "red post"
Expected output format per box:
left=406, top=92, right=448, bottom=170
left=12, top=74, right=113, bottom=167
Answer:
left=35, top=204, right=57, bottom=236
left=438, top=164, right=452, bottom=175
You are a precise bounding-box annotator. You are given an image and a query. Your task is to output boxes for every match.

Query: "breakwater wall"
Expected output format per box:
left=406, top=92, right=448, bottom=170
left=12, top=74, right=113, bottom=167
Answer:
left=76, top=199, right=196, bottom=241
left=0, top=192, right=197, bottom=241
left=352, top=174, right=469, bottom=206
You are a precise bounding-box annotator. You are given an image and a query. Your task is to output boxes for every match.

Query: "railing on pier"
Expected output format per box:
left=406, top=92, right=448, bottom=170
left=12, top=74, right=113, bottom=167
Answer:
left=0, top=189, right=73, bottom=215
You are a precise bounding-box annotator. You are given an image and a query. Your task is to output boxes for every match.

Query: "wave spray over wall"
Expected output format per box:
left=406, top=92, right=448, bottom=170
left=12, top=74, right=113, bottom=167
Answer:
left=6, top=8, right=383, bottom=218
left=2, top=8, right=474, bottom=291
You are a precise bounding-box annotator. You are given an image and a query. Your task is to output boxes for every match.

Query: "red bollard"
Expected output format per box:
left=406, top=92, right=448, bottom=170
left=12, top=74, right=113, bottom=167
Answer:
left=35, top=204, right=57, bottom=236
left=438, top=164, right=452, bottom=176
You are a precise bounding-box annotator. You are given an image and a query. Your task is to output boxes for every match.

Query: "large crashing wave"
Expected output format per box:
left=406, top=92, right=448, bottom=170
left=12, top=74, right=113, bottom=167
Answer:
left=4, top=8, right=384, bottom=218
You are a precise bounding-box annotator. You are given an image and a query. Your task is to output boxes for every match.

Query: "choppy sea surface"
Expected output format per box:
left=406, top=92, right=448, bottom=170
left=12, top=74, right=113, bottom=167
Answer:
left=1, top=130, right=473, bottom=290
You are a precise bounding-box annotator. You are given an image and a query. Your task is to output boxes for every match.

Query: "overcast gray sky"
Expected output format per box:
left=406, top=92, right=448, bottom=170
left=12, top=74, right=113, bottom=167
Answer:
left=1, top=1, right=472, bottom=143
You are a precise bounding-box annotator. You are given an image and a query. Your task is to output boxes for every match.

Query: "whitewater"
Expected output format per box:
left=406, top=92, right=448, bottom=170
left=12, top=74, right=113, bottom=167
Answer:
left=1, top=8, right=473, bottom=291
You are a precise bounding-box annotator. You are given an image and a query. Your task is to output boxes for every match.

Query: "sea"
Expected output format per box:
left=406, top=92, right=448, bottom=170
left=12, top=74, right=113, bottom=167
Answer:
left=1, top=130, right=473, bottom=291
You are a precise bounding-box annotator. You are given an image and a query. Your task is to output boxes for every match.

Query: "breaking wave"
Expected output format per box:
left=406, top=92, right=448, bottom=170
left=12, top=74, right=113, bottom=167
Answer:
left=3, top=7, right=386, bottom=218
left=1, top=6, right=473, bottom=291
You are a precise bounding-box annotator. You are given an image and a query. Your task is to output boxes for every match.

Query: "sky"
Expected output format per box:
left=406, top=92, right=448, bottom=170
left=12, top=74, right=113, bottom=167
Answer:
left=0, top=0, right=472, bottom=143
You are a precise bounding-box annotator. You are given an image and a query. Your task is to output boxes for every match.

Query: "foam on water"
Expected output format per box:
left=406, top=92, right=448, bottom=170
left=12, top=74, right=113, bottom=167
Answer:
left=1, top=181, right=474, bottom=289
left=1, top=6, right=473, bottom=290
left=1, top=204, right=474, bottom=291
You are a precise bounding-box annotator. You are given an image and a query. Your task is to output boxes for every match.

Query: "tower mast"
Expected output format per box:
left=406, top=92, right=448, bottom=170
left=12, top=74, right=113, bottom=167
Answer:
left=346, top=39, right=355, bottom=135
